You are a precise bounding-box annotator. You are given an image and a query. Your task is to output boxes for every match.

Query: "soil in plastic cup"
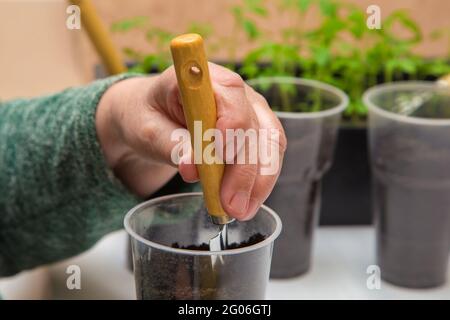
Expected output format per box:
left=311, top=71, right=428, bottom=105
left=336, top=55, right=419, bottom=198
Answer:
left=364, top=81, right=450, bottom=288
left=247, top=77, right=348, bottom=278
left=124, top=192, right=282, bottom=299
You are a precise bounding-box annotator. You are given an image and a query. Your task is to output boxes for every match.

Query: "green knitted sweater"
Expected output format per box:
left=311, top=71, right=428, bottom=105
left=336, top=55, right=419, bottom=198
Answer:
left=0, top=74, right=191, bottom=277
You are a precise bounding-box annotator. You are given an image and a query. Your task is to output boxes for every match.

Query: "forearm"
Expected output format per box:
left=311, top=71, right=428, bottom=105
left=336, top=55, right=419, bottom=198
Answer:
left=0, top=75, right=139, bottom=276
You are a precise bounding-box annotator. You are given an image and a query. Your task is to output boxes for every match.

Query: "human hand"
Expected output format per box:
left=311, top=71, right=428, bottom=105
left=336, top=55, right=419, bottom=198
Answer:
left=96, top=63, right=286, bottom=220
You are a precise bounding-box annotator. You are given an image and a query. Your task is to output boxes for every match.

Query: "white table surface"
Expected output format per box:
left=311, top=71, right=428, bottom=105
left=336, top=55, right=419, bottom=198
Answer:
left=44, top=227, right=449, bottom=300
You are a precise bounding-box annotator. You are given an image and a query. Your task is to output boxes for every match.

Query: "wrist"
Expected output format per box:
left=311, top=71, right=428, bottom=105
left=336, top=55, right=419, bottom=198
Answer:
left=96, top=79, right=132, bottom=169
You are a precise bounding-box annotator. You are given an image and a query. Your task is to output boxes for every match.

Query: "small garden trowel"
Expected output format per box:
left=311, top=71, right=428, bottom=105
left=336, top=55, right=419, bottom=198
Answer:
left=170, top=33, right=234, bottom=253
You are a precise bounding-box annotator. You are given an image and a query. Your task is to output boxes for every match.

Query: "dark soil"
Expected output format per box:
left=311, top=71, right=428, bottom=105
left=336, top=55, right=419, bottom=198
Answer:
left=134, top=232, right=271, bottom=299
left=171, top=233, right=266, bottom=250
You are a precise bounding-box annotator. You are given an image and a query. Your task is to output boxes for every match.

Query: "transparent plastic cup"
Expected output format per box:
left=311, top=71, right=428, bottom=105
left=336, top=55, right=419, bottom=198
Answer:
left=247, top=77, right=348, bottom=278
left=124, top=192, right=282, bottom=299
left=364, top=81, right=450, bottom=288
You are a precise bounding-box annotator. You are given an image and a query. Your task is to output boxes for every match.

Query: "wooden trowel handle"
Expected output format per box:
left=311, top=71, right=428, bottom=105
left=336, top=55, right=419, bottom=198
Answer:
left=170, top=34, right=233, bottom=225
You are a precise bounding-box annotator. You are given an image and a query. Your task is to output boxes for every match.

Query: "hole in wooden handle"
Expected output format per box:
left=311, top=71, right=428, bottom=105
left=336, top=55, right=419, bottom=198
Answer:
left=190, top=65, right=201, bottom=75
left=183, top=61, right=203, bottom=89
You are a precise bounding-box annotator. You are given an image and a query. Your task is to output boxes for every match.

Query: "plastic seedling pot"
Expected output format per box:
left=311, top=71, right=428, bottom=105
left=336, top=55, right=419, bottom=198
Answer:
left=364, top=81, right=450, bottom=288
left=124, top=192, right=282, bottom=300
left=247, top=77, right=348, bottom=278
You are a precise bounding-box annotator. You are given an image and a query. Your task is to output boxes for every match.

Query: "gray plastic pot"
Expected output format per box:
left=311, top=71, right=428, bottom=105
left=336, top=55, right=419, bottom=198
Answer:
left=125, top=192, right=282, bottom=299
left=248, top=77, right=348, bottom=278
left=364, top=81, right=450, bottom=288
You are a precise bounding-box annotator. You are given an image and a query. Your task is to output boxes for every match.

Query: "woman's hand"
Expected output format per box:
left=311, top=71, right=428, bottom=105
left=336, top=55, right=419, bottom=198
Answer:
left=96, top=63, right=286, bottom=221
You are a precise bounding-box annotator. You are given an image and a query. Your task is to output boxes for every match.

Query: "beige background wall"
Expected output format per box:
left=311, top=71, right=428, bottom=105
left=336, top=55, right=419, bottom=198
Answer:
left=1, top=0, right=449, bottom=100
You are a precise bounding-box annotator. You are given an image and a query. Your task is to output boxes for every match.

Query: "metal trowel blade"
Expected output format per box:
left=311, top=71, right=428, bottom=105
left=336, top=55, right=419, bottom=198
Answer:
left=209, top=224, right=227, bottom=268
left=209, top=224, right=228, bottom=252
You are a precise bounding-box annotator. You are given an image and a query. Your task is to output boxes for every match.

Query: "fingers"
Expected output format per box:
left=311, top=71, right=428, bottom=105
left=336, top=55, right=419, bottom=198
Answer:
left=206, top=64, right=262, bottom=219
left=134, top=111, right=201, bottom=183
left=150, top=66, right=186, bottom=127
left=242, top=86, right=287, bottom=220
left=178, top=151, right=199, bottom=183
left=113, top=154, right=178, bottom=197
left=143, top=63, right=286, bottom=221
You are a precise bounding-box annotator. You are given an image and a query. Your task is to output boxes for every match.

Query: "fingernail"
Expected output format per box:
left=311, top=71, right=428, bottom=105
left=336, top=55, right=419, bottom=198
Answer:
left=230, top=191, right=250, bottom=218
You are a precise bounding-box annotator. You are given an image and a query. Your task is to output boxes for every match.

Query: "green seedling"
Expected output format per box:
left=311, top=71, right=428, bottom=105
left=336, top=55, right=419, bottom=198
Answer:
left=111, top=0, right=450, bottom=121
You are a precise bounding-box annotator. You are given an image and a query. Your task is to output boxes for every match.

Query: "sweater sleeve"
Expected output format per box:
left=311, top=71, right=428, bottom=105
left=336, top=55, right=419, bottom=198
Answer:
left=0, top=74, right=143, bottom=277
